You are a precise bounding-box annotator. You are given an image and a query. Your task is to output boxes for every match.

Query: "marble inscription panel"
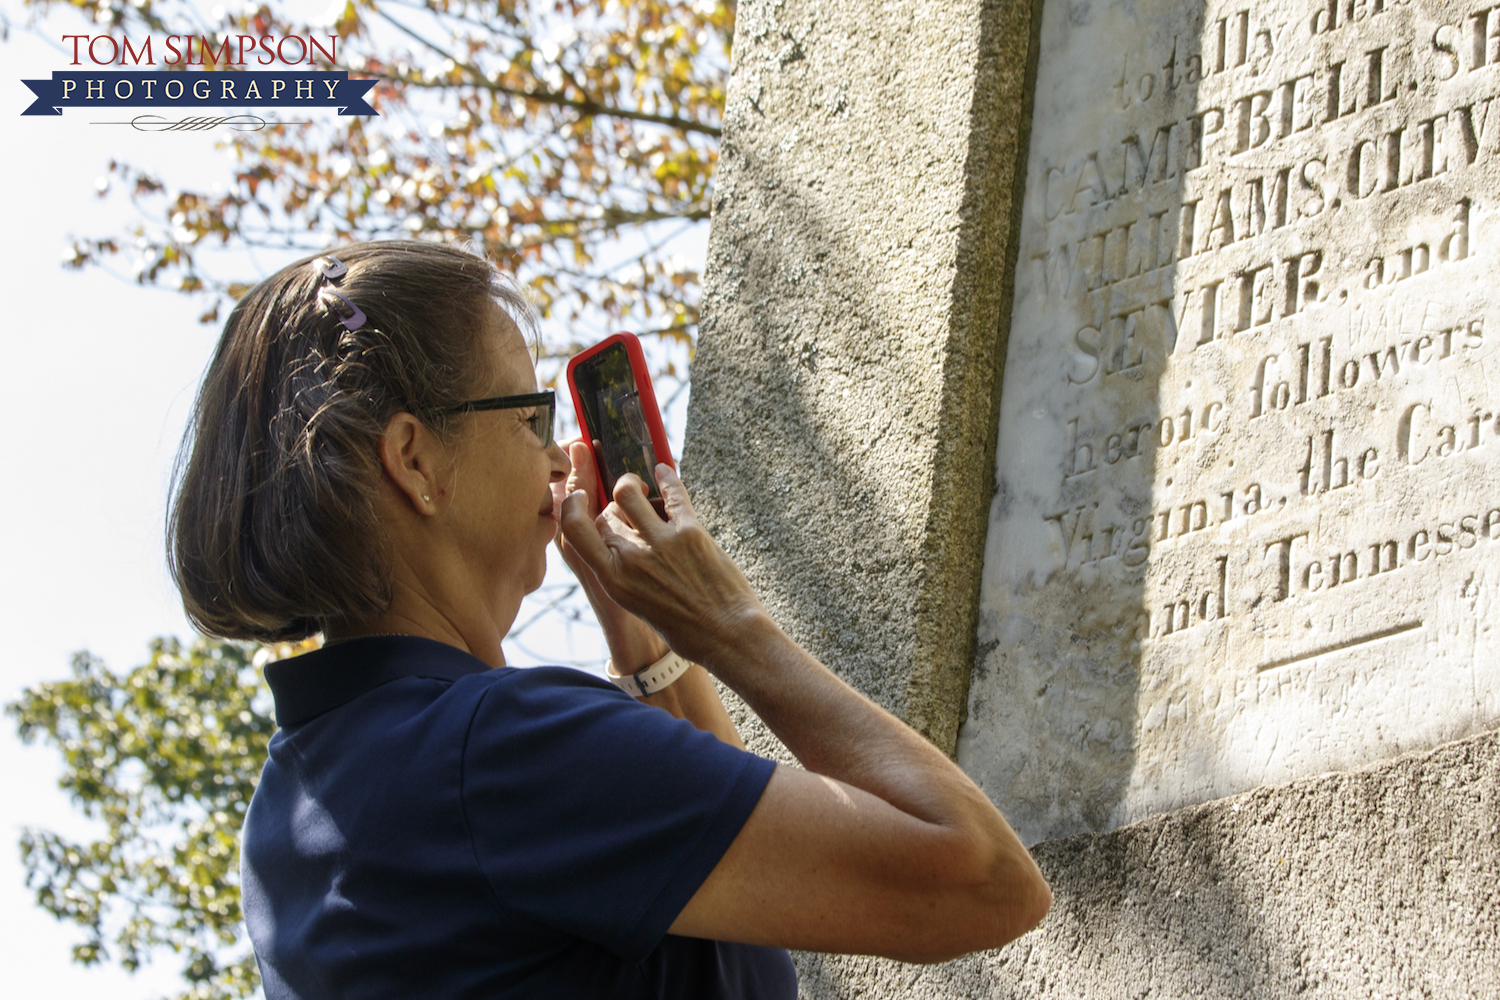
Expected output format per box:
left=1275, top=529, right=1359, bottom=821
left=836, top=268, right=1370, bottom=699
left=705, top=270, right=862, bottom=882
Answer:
left=960, top=0, right=1500, bottom=843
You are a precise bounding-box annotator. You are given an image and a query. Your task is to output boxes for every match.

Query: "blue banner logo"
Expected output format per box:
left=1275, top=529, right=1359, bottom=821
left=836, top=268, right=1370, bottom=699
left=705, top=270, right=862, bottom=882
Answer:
left=21, top=71, right=376, bottom=116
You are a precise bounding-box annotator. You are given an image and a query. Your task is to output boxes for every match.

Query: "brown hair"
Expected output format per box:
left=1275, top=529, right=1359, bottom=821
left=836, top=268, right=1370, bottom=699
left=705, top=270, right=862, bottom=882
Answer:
left=168, top=240, right=534, bottom=641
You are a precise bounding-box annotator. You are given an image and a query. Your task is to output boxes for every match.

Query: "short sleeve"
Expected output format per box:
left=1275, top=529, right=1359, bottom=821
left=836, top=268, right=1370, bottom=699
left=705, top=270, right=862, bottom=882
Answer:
left=458, top=667, right=775, bottom=961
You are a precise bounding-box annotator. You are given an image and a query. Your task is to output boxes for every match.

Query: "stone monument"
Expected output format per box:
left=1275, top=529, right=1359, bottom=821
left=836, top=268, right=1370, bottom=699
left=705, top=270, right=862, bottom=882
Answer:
left=962, top=0, right=1500, bottom=844
left=686, top=0, right=1500, bottom=995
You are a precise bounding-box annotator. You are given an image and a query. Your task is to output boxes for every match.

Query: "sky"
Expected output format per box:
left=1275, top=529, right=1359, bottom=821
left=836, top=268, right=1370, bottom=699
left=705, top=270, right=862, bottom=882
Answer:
left=0, top=4, right=698, bottom=994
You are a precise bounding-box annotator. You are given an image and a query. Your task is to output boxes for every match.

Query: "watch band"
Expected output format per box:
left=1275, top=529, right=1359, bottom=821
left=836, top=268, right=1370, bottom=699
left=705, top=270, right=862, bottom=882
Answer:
left=607, top=649, right=692, bottom=698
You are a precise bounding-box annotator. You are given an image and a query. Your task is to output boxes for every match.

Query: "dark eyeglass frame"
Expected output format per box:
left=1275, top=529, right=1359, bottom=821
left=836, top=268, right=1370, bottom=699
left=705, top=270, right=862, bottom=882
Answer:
left=429, top=390, right=555, bottom=448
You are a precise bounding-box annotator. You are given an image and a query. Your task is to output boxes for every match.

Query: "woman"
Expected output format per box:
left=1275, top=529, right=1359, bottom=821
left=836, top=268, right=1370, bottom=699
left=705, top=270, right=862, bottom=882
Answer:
left=170, top=241, right=1049, bottom=999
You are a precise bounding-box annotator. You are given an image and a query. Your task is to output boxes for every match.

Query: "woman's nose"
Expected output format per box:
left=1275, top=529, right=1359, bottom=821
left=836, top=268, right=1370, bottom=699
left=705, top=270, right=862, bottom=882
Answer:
left=548, top=440, right=571, bottom=481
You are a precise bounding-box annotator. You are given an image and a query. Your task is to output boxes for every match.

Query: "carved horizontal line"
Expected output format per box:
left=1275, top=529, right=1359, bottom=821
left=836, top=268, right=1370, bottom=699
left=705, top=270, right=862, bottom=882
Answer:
left=1256, top=620, right=1423, bottom=673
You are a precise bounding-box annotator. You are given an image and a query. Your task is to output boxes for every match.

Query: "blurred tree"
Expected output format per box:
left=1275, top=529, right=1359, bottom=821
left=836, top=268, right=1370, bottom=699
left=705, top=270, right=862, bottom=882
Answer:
left=6, top=636, right=309, bottom=1000
left=5, top=3, right=734, bottom=989
left=18, top=0, right=731, bottom=360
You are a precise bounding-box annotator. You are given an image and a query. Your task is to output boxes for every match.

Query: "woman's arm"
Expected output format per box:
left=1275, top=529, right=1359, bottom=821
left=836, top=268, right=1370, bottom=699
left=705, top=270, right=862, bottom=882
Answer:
left=559, top=467, right=1051, bottom=961
left=669, top=615, right=1045, bottom=959
left=639, top=665, right=743, bottom=749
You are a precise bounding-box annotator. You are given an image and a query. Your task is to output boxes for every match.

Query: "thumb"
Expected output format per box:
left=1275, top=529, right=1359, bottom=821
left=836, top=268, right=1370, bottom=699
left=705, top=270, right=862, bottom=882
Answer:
left=565, top=441, right=602, bottom=512
left=560, top=489, right=616, bottom=581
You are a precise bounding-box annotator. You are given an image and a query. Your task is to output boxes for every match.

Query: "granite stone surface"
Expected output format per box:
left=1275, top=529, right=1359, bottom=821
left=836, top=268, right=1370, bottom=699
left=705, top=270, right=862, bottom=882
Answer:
left=683, top=0, right=1039, bottom=757
left=963, top=0, right=1500, bottom=844
left=686, top=0, right=1500, bottom=996
left=796, top=726, right=1500, bottom=1000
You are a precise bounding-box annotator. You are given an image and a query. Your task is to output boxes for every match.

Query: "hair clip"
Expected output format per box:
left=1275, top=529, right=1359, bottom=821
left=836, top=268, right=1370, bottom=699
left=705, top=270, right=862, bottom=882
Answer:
left=319, top=287, right=367, bottom=332
left=314, top=254, right=366, bottom=331
left=318, top=255, right=349, bottom=280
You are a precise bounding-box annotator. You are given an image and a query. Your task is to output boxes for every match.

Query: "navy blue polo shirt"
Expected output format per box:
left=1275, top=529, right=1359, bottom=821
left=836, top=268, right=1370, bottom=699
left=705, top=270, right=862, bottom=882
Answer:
left=242, top=635, right=797, bottom=999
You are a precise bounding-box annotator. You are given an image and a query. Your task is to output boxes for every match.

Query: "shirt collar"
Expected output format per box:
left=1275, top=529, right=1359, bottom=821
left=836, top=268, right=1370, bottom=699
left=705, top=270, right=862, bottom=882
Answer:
left=264, top=635, right=492, bottom=727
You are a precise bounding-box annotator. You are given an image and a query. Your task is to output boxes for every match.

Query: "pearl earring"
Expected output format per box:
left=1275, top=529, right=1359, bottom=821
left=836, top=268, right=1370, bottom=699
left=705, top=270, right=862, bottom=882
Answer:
left=422, top=494, right=431, bottom=502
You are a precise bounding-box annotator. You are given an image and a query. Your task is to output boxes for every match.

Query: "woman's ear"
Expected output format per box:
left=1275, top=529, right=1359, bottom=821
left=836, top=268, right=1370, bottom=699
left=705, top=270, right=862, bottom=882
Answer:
left=378, top=412, right=446, bottom=514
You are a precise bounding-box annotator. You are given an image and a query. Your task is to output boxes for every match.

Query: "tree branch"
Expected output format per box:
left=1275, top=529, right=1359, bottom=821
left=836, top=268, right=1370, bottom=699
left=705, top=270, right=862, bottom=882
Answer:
left=368, top=8, right=722, bottom=137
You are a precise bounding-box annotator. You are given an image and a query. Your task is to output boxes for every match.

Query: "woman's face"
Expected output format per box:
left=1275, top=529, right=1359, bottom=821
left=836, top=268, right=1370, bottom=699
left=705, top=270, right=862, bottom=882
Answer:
left=441, top=301, right=569, bottom=605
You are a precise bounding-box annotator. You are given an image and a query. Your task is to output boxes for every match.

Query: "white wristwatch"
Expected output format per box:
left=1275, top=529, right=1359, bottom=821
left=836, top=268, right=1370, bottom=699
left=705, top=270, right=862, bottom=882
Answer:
left=606, top=649, right=692, bottom=698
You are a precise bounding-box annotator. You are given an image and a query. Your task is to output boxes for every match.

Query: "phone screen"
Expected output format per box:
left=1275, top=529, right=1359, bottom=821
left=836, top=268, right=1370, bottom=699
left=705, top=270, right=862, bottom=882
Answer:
left=571, top=341, right=664, bottom=505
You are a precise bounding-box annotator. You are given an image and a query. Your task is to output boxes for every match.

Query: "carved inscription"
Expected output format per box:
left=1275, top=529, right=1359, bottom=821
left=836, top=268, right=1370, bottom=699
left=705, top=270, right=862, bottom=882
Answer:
left=966, top=0, right=1500, bottom=843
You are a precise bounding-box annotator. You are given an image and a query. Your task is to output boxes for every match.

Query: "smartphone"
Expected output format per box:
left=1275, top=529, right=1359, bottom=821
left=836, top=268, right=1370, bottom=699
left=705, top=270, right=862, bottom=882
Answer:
left=565, top=333, right=675, bottom=519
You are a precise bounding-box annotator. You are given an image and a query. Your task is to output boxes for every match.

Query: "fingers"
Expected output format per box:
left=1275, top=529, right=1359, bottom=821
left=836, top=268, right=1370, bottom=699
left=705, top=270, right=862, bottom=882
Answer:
left=612, top=473, right=669, bottom=536
left=655, top=463, right=696, bottom=523
left=559, top=489, right=616, bottom=579
left=596, top=499, right=646, bottom=551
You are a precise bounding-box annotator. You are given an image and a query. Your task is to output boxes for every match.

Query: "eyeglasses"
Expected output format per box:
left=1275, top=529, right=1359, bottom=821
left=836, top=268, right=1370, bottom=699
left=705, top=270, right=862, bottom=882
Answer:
left=430, top=389, right=555, bottom=447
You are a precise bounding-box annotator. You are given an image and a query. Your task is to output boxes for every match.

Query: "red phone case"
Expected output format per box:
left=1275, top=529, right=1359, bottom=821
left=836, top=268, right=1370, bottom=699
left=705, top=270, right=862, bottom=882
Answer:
left=565, top=332, right=676, bottom=508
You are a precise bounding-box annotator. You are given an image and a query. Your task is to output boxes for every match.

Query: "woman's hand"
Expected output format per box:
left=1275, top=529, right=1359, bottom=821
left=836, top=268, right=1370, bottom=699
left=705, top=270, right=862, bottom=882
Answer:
left=552, top=440, right=670, bottom=671
left=558, top=462, right=767, bottom=667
